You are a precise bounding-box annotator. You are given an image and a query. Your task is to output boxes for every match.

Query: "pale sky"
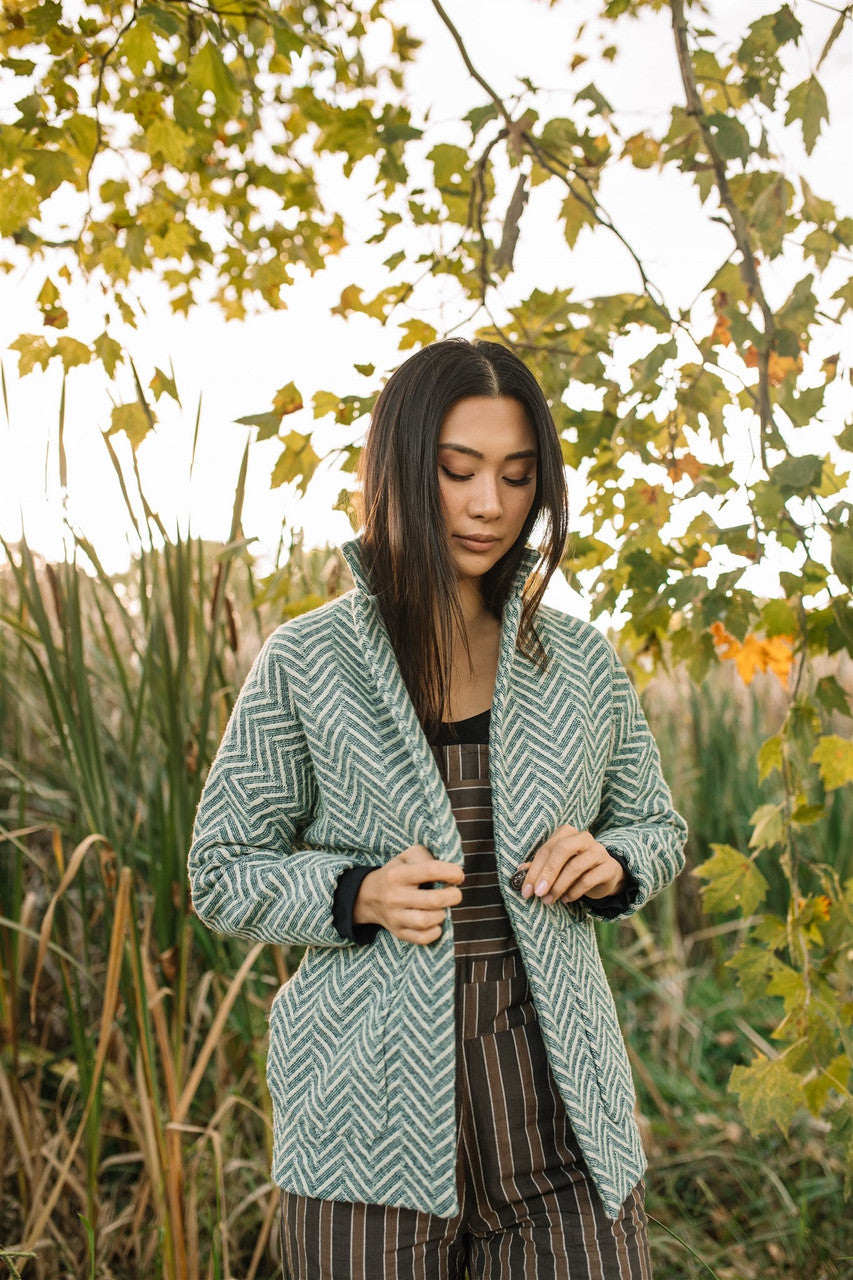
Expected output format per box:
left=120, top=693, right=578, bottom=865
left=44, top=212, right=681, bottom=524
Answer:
left=1, top=0, right=850, bottom=622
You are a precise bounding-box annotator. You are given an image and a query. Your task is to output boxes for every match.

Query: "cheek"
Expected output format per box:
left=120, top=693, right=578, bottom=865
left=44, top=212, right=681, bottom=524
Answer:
left=512, top=487, right=536, bottom=523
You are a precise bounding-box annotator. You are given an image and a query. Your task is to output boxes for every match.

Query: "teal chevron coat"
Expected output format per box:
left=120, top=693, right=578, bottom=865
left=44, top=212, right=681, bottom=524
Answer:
left=188, top=535, right=687, bottom=1221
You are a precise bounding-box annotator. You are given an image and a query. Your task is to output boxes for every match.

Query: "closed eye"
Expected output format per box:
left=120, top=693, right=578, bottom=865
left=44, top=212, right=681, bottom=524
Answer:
left=440, top=466, right=534, bottom=487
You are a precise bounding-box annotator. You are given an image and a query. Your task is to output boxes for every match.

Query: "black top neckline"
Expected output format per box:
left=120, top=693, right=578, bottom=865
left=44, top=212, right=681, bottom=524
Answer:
left=431, top=705, right=492, bottom=747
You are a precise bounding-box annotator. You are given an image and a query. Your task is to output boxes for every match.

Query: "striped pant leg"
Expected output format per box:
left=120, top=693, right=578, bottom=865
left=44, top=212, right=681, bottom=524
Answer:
left=455, top=949, right=652, bottom=1280
left=278, top=1188, right=468, bottom=1280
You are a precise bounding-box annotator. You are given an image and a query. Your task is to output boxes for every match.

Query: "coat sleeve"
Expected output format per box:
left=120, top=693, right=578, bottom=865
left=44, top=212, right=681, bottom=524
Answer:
left=187, top=626, right=365, bottom=947
left=588, top=641, right=688, bottom=919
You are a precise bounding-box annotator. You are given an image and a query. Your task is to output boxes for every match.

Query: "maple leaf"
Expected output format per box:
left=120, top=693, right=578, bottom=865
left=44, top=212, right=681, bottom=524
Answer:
left=711, top=624, right=793, bottom=687
left=735, top=633, right=766, bottom=684
left=762, top=634, right=794, bottom=685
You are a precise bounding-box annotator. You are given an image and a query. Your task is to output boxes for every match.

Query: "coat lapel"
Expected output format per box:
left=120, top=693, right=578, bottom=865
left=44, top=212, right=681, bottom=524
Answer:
left=340, top=536, right=539, bottom=864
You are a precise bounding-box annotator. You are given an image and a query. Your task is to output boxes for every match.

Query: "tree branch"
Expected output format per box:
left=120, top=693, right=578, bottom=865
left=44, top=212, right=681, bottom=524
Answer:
left=670, top=0, right=774, bottom=467
left=429, top=0, right=513, bottom=127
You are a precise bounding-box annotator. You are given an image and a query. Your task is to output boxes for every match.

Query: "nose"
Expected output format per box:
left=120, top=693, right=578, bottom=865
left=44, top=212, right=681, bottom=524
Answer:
left=468, top=473, right=502, bottom=519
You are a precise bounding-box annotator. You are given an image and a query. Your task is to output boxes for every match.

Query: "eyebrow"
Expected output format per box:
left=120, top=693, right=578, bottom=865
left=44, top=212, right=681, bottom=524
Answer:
left=438, top=443, right=538, bottom=461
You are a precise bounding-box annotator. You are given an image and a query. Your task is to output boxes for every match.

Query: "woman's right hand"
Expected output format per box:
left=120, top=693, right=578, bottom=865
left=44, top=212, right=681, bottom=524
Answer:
left=353, top=844, right=464, bottom=945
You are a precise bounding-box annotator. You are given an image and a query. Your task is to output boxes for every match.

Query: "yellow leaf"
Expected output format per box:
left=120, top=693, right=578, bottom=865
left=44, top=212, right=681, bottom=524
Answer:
left=811, top=736, right=853, bottom=790
left=109, top=402, right=154, bottom=451
left=272, top=382, right=303, bottom=417
left=55, top=337, right=92, bottom=370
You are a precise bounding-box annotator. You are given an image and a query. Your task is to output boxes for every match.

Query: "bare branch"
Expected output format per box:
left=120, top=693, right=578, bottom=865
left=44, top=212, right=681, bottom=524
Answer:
left=429, top=0, right=513, bottom=126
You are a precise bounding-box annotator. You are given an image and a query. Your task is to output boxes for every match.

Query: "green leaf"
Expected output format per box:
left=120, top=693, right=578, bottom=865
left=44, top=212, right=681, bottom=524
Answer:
left=560, top=191, right=595, bottom=248
left=465, top=103, right=500, bottom=139
left=730, top=1054, right=808, bottom=1137
left=726, top=944, right=778, bottom=1002
left=766, top=967, right=807, bottom=1015
left=749, top=803, right=785, bottom=852
left=830, top=525, right=853, bottom=589
left=0, top=169, right=40, bottom=235
left=811, top=736, right=853, bottom=791
left=24, top=147, right=76, bottom=196
left=144, top=119, right=191, bottom=167
left=760, top=598, right=797, bottom=637
left=803, top=1055, right=851, bottom=1116
left=757, top=735, right=783, bottom=783
left=784, top=76, right=829, bottom=156
left=814, top=675, right=852, bottom=717
left=576, top=82, right=612, bottom=116
left=119, top=18, right=160, bottom=76
left=109, top=402, right=153, bottom=451
left=694, top=843, right=769, bottom=916
left=188, top=41, right=239, bottom=116
left=705, top=112, right=750, bottom=163
left=770, top=454, right=822, bottom=495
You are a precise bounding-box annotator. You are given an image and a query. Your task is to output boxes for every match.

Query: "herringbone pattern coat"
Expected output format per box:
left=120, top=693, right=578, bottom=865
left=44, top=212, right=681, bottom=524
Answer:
left=188, top=536, right=688, bottom=1220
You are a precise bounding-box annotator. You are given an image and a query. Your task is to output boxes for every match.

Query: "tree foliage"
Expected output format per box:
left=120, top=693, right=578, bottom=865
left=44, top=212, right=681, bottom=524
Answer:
left=2, top=0, right=852, bottom=1187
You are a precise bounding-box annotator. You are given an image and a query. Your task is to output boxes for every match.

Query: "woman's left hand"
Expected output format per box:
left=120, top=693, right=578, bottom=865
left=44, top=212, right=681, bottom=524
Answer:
left=515, top=825, right=626, bottom=905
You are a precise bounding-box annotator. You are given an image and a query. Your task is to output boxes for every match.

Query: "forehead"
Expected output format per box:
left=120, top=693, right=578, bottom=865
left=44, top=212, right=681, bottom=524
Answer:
left=438, top=396, right=536, bottom=446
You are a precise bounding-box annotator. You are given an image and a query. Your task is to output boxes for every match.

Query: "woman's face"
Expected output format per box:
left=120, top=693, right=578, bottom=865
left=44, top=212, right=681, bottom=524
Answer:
left=437, top=396, right=538, bottom=583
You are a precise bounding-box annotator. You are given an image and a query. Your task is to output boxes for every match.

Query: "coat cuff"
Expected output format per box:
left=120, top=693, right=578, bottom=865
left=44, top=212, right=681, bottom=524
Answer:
left=581, top=851, right=641, bottom=921
left=333, top=866, right=383, bottom=945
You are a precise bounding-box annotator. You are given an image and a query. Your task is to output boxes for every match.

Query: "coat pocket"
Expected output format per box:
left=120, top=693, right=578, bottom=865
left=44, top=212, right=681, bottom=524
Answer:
left=267, top=970, right=389, bottom=1140
left=564, top=922, right=636, bottom=1124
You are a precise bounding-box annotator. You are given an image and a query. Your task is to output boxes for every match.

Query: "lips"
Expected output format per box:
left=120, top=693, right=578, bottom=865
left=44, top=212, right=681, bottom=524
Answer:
left=454, top=534, right=499, bottom=550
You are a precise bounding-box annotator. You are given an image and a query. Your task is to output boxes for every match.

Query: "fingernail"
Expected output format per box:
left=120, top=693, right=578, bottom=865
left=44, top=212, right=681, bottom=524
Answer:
left=521, top=882, right=533, bottom=899
left=535, top=879, right=549, bottom=897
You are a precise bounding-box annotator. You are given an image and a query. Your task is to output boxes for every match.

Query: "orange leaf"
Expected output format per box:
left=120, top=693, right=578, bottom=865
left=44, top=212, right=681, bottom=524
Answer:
left=767, top=352, right=803, bottom=386
left=762, top=634, right=794, bottom=686
left=667, top=452, right=702, bottom=483
left=709, top=314, right=732, bottom=347
left=735, top=633, right=766, bottom=685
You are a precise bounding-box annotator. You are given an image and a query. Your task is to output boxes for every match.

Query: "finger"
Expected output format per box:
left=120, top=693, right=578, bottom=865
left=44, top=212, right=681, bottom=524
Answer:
left=399, top=907, right=447, bottom=931
left=400, top=886, right=462, bottom=910
left=521, top=834, right=592, bottom=899
left=398, top=843, right=435, bottom=863
left=576, top=859, right=626, bottom=901
left=398, top=924, right=443, bottom=946
left=401, top=859, right=464, bottom=886
left=547, top=849, right=601, bottom=902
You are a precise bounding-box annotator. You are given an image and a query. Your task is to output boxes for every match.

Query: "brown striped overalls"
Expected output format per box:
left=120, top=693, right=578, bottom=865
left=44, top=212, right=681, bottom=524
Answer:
left=279, top=712, right=652, bottom=1279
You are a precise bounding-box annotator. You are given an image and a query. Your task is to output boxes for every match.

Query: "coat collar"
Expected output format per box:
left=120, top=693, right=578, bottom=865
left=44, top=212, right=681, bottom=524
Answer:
left=340, top=535, right=540, bottom=600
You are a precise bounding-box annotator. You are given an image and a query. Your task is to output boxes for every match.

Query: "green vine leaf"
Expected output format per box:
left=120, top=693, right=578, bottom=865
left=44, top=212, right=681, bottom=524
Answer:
left=730, top=1055, right=808, bottom=1137
left=694, top=843, right=769, bottom=916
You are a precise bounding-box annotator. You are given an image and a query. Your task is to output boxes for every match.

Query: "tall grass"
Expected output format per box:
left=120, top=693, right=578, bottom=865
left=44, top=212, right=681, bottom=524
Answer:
left=1, top=418, right=850, bottom=1276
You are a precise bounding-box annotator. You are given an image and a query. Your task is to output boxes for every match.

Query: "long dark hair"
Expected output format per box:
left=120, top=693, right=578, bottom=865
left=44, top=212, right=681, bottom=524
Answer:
left=354, top=338, right=569, bottom=741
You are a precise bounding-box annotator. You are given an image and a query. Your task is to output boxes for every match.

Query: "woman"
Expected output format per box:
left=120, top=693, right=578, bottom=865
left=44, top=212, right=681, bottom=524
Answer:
left=188, top=338, right=688, bottom=1279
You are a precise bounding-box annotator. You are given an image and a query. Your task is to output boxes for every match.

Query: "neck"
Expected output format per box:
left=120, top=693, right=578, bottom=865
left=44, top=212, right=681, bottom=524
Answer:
left=454, top=576, right=495, bottom=636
